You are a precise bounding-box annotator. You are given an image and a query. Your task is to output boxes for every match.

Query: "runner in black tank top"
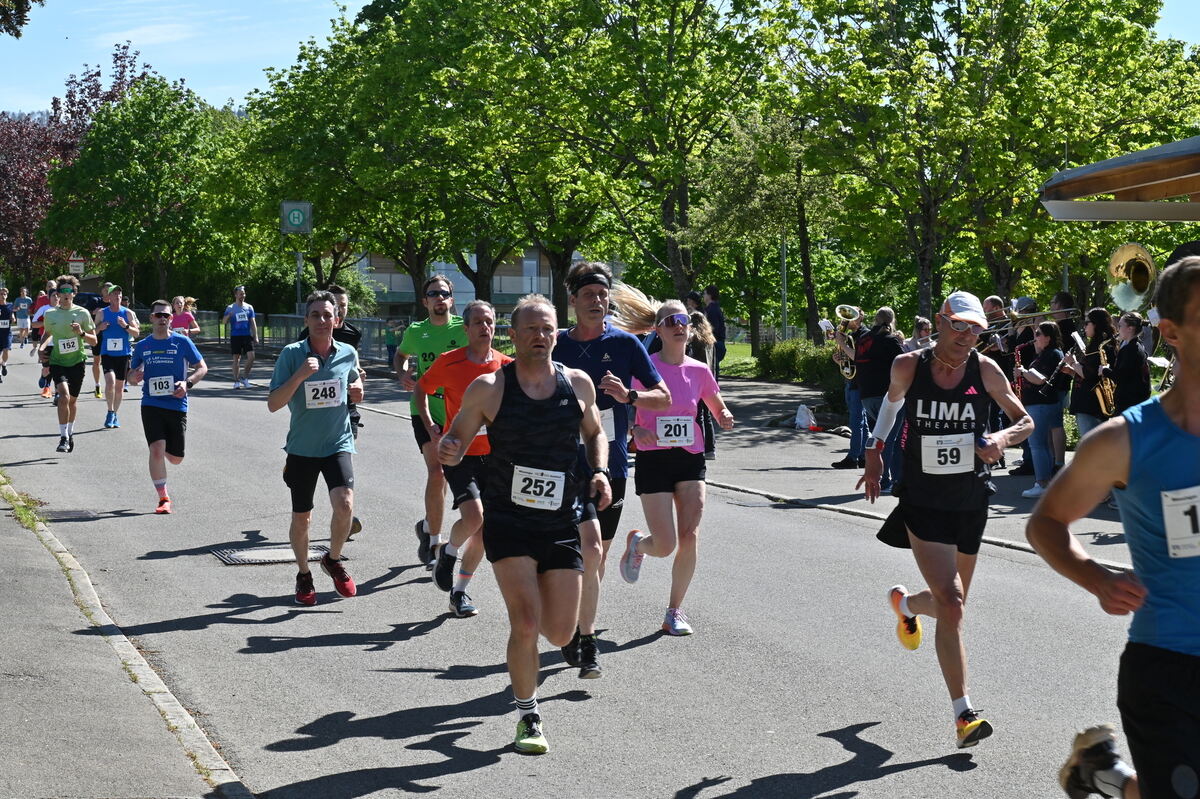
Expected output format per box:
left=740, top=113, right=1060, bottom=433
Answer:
left=436, top=295, right=611, bottom=755
left=896, top=348, right=993, bottom=511
left=858, top=291, right=1032, bottom=750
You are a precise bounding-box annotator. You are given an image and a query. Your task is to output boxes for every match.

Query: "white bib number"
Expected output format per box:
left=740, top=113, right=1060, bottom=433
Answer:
left=148, top=376, right=175, bottom=397
left=510, top=465, right=565, bottom=511
left=600, top=407, right=616, bottom=442
left=921, top=432, right=973, bottom=475
left=656, top=415, right=694, bottom=447
left=106, top=336, right=124, bottom=352
left=57, top=337, right=80, bottom=355
left=1162, top=485, right=1200, bottom=559
left=305, top=379, right=343, bottom=409
left=0, top=319, right=9, bottom=329
left=172, top=327, right=187, bottom=335
left=235, top=311, right=248, bottom=323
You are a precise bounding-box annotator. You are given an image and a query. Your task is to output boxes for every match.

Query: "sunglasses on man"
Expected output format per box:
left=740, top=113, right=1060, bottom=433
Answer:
left=425, top=289, right=453, bottom=299
left=939, top=314, right=984, bottom=335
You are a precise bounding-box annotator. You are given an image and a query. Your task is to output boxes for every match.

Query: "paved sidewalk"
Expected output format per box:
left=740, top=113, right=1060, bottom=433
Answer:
left=0, top=483, right=216, bottom=799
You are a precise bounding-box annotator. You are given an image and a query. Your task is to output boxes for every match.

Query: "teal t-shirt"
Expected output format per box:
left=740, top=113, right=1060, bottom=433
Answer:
left=399, top=316, right=464, bottom=423
left=270, top=339, right=360, bottom=457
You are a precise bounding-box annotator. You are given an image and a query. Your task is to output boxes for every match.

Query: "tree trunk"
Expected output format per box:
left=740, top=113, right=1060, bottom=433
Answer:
left=125, top=258, right=135, bottom=305
left=307, top=253, right=327, bottom=288
left=734, top=251, right=763, bottom=357
left=451, top=238, right=514, bottom=303
left=541, top=243, right=576, bottom=327
left=795, top=188, right=820, bottom=344
left=663, top=178, right=696, bottom=297
left=395, top=233, right=433, bottom=320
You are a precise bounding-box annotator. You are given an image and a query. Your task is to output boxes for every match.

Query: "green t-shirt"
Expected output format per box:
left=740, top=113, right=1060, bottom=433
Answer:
left=400, top=315, right=464, bottom=423
left=44, top=306, right=95, bottom=366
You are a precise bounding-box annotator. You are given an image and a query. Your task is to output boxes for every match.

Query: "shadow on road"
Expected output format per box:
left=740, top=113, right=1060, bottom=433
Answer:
left=140, top=529, right=270, bottom=560
left=674, top=721, right=975, bottom=798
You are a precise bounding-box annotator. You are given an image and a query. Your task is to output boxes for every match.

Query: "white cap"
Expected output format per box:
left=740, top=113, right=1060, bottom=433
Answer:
left=940, top=291, right=988, bottom=329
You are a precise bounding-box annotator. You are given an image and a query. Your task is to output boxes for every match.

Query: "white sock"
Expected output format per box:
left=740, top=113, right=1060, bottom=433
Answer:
left=1095, top=761, right=1135, bottom=797
left=899, top=595, right=912, bottom=617
left=514, top=694, right=538, bottom=720
left=420, top=519, right=430, bottom=534
left=952, top=695, right=972, bottom=718
left=453, top=570, right=473, bottom=593
left=59, top=423, right=68, bottom=437
left=443, top=541, right=459, bottom=558
left=66, top=422, right=74, bottom=436
left=430, top=534, right=443, bottom=547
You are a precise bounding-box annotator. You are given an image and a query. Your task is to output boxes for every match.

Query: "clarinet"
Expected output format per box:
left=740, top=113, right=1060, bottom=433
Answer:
left=1013, top=347, right=1023, bottom=400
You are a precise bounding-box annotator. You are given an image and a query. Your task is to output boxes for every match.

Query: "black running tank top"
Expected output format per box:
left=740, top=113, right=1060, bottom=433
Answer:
left=896, top=349, right=992, bottom=510
left=483, top=361, right=584, bottom=527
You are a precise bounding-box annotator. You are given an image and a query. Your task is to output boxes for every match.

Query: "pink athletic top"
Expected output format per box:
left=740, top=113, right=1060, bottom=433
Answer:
left=170, top=311, right=196, bottom=336
left=633, top=352, right=719, bottom=454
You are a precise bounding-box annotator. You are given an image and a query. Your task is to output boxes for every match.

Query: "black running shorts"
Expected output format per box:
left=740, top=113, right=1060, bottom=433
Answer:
left=634, top=448, right=706, bottom=495
left=1117, top=642, right=1200, bottom=798
left=442, top=455, right=488, bottom=510
left=90, top=343, right=102, bottom=358
left=229, top=335, right=254, bottom=355
left=876, top=501, right=988, bottom=556
left=141, top=405, right=187, bottom=458
left=482, top=516, right=583, bottom=573
left=583, top=477, right=627, bottom=541
left=101, top=354, right=130, bottom=380
left=411, top=414, right=439, bottom=452
left=48, top=362, right=85, bottom=397
left=282, top=451, right=354, bottom=513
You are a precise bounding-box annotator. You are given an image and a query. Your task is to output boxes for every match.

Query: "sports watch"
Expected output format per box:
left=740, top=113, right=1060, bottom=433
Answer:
left=627, top=389, right=639, bottom=404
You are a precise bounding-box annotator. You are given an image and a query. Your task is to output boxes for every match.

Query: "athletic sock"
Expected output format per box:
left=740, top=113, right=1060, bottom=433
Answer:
left=952, top=695, right=972, bottom=719
left=430, top=533, right=443, bottom=547
left=65, top=422, right=74, bottom=436
left=443, top=541, right=459, bottom=558
left=899, top=595, right=912, bottom=618
left=453, top=570, right=473, bottom=593
left=59, top=423, right=68, bottom=437
left=153, top=479, right=168, bottom=500
left=420, top=519, right=430, bottom=534
left=514, top=694, right=538, bottom=721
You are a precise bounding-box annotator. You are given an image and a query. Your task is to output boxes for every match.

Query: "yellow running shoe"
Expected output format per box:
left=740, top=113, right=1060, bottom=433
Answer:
left=888, top=585, right=922, bottom=650
left=956, top=709, right=993, bottom=749
left=514, top=713, right=548, bottom=754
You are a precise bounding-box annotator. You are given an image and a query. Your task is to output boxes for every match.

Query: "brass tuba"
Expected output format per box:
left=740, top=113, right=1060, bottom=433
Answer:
left=832, top=304, right=862, bottom=380
left=1108, top=243, right=1157, bottom=313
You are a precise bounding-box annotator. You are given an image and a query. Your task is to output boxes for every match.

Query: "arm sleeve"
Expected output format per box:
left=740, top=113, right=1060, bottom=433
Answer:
left=870, top=395, right=905, bottom=441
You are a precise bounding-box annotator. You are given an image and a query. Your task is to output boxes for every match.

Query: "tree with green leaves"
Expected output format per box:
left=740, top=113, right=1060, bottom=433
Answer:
left=0, top=0, right=44, bottom=38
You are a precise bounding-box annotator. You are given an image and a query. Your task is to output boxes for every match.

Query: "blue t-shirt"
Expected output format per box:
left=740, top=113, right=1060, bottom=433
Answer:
left=131, top=333, right=204, bottom=413
left=225, top=303, right=255, bottom=336
left=555, top=319, right=663, bottom=476
left=1115, top=396, right=1200, bottom=657
left=12, top=296, right=32, bottom=319
left=99, top=307, right=133, bottom=356
left=270, top=338, right=360, bottom=457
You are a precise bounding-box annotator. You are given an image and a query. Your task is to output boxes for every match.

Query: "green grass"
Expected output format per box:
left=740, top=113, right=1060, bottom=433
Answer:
left=721, top=341, right=757, bottom=377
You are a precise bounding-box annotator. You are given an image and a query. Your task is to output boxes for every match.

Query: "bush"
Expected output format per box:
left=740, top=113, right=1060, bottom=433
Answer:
left=757, top=338, right=846, bottom=411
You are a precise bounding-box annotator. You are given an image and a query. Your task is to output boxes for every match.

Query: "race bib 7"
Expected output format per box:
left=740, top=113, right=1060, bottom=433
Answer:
left=106, top=337, right=124, bottom=352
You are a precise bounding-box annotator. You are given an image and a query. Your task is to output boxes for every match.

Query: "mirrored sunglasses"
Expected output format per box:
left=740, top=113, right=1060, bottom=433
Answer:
left=658, top=313, right=690, bottom=328
left=940, top=314, right=983, bottom=335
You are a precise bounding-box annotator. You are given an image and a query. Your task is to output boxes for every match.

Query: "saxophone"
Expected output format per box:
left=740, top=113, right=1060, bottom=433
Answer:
left=1095, top=345, right=1117, bottom=417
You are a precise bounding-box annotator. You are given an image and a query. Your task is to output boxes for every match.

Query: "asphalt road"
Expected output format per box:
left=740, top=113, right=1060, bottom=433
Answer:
left=0, top=348, right=1134, bottom=798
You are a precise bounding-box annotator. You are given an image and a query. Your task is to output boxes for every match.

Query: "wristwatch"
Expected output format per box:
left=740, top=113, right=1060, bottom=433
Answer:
left=865, top=436, right=886, bottom=452
left=186, top=380, right=194, bottom=389
left=591, top=467, right=611, bottom=479
left=627, top=389, right=639, bottom=404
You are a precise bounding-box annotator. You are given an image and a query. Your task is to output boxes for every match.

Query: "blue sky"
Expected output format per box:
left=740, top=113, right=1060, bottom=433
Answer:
left=0, top=0, right=1197, bottom=113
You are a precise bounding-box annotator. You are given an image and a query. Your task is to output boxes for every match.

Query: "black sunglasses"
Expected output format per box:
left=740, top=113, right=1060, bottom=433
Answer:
left=425, top=290, right=453, bottom=299
left=151, top=312, right=172, bottom=319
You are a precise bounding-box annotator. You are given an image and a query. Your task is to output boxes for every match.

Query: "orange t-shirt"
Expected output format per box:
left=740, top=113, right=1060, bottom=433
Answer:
left=417, top=346, right=512, bottom=456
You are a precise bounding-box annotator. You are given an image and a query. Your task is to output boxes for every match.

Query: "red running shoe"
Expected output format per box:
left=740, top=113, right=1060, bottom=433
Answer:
left=294, top=571, right=317, bottom=606
left=320, top=553, right=356, bottom=598
left=155, top=497, right=173, bottom=514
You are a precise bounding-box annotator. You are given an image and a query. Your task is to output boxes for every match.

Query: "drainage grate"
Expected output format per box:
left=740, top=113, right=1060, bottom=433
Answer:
left=41, top=510, right=99, bottom=521
left=212, top=544, right=331, bottom=566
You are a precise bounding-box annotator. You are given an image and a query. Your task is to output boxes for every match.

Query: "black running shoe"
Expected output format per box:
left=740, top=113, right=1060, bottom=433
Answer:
left=414, top=520, right=431, bottom=565
left=1010, top=462, right=1035, bottom=476
left=433, top=546, right=456, bottom=592
left=578, top=633, right=601, bottom=679
left=1059, top=724, right=1133, bottom=799
left=560, top=627, right=582, bottom=667
left=449, top=590, right=478, bottom=617
left=830, top=456, right=858, bottom=469
left=67, top=436, right=74, bottom=453
left=55, top=436, right=69, bottom=453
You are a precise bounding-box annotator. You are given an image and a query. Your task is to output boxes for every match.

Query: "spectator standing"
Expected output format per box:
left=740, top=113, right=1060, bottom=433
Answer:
left=703, top=285, right=726, bottom=380
left=856, top=307, right=906, bottom=491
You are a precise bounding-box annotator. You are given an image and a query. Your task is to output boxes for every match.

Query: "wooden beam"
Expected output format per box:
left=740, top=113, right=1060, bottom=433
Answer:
left=1041, top=154, right=1200, bottom=201
left=1041, top=199, right=1200, bottom=221
left=1112, top=174, right=1200, bottom=202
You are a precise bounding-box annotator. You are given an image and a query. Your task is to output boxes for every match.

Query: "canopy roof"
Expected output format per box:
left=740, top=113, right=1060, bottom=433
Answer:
left=1039, top=135, right=1200, bottom=221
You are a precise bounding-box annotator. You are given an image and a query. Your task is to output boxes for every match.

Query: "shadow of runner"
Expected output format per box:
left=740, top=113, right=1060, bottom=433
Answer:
left=674, top=722, right=976, bottom=799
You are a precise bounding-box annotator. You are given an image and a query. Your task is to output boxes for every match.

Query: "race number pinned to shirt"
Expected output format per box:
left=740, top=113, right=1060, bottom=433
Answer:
left=57, top=337, right=80, bottom=355
left=656, top=415, right=694, bottom=447
left=148, top=376, right=175, bottom=397
left=0, top=319, right=9, bottom=329
left=235, top=312, right=248, bottom=323
left=1162, top=485, right=1200, bottom=559
left=510, top=465, right=565, bottom=511
left=921, top=432, right=974, bottom=475
left=172, top=327, right=188, bottom=335
left=106, top=336, right=124, bottom=352
left=600, top=407, right=616, bottom=442
left=305, top=379, right=343, bottom=409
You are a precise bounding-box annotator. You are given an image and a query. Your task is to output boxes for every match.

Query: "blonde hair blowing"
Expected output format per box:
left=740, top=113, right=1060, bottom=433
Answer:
left=611, top=282, right=714, bottom=346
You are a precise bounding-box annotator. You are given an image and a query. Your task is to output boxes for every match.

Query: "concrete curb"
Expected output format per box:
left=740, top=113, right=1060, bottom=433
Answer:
left=0, top=478, right=256, bottom=799
left=706, top=479, right=1135, bottom=573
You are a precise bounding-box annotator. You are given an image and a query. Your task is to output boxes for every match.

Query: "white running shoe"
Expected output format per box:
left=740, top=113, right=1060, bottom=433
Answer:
left=662, top=608, right=693, bottom=636
left=620, top=530, right=646, bottom=584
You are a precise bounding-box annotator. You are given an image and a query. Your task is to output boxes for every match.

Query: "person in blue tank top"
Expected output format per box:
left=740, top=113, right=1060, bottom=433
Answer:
left=129, top=299, right=206, bottom=514
left=222, top=285, right=258, bottom=388
left=96, top=286, right=140, bottom=428
left=1028, top=256, right=1200, bottom=799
